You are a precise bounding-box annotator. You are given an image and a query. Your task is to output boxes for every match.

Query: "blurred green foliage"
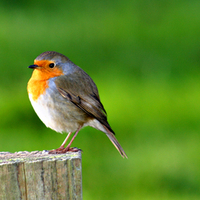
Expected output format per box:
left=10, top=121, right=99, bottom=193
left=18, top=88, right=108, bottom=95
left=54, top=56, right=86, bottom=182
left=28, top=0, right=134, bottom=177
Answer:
left=0, top=0, right=200, bottom=199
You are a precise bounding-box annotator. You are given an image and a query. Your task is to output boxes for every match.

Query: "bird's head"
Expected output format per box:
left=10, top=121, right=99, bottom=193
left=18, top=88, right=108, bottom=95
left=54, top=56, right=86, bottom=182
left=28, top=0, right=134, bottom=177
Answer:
left=28, top=51, right=74, bottom=80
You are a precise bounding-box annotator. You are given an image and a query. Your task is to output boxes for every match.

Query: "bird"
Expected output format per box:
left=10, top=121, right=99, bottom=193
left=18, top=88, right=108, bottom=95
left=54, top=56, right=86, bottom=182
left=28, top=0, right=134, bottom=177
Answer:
left=27, top=51, right=127, bottom=158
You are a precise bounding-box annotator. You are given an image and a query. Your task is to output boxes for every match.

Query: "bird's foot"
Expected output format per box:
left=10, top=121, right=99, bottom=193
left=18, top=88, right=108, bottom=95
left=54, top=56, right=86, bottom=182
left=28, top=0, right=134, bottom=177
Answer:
left=48, top=147, right=82, bottom=154
left=67, top=147, right=82, bottom=152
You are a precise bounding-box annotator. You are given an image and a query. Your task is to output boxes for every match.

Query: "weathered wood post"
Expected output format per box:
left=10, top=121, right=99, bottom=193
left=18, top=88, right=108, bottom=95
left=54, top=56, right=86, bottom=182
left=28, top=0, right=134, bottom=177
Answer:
left=0, top=151, right=82, bottom=200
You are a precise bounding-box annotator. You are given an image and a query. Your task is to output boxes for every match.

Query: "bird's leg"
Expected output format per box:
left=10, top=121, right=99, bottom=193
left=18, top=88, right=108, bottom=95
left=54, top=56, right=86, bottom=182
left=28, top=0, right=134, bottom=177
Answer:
left=48, top=132, right=72, bottom=154
left=48, top=126, right=82, bottom=154
left=62, top=125, right=82, bottom=153
left=60, top=132, right=73, bottom=148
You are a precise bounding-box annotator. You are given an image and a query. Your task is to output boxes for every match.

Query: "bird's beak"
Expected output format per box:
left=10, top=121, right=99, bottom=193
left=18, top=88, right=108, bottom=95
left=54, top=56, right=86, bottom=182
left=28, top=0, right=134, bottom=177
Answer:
left=28, top=64, right=39, bottom=69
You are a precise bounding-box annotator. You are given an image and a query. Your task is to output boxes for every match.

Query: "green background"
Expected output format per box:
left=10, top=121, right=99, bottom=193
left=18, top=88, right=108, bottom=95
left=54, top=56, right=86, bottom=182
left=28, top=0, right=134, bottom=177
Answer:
left=0, top=0, right=200, bottom=199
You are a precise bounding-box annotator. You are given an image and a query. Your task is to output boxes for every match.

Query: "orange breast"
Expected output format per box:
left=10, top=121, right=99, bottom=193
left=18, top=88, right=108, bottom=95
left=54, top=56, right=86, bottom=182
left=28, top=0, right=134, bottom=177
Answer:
left=27, top=60, right=64, bottom=101
left=27, top=77, right=48, bottom=101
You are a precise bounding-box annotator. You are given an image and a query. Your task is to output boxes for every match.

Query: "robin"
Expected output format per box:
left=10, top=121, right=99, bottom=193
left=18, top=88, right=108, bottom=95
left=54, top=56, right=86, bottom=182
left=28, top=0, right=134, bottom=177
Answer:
left=27, top=51, right=127, bottom=158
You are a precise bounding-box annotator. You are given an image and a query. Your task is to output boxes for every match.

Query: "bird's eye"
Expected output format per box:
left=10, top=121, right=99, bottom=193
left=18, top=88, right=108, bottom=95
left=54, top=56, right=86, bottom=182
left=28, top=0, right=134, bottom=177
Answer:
left=49, top=63, right=55, bottom=68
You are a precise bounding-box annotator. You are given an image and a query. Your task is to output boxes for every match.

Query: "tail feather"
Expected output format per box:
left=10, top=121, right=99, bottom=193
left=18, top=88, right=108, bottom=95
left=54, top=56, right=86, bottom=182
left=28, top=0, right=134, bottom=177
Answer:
left=88, top=118, right=127, bottom=158
left=103, top=126, right=127, bottom=158
left=106, top=132, right=128, bottom=158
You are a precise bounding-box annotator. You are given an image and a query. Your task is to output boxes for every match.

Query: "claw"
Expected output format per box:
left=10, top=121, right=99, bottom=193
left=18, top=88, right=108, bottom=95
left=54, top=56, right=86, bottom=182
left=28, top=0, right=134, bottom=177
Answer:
left=48, top=147, right=82, bottom=154
left=67, top=147, right=82, bottom=152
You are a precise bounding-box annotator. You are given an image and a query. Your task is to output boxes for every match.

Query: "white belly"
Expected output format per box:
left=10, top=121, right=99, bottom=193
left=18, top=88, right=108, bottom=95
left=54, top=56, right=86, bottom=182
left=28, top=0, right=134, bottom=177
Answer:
left=29, top=92, right=82, bottom=133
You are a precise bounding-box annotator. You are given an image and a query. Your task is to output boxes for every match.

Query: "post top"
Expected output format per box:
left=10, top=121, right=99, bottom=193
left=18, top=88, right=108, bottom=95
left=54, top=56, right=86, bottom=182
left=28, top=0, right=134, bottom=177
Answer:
left=0, top=150, right=81, bottom=165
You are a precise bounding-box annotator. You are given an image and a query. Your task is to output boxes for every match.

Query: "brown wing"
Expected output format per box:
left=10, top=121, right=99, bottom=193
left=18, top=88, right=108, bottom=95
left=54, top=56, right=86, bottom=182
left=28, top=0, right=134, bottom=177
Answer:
left=54, top=69, right=115, bottom=134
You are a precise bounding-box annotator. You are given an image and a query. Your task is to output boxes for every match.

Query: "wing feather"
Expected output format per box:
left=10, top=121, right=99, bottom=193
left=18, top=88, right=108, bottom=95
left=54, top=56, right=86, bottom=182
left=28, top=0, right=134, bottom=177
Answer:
left=54, top=69, right=114, bottom=134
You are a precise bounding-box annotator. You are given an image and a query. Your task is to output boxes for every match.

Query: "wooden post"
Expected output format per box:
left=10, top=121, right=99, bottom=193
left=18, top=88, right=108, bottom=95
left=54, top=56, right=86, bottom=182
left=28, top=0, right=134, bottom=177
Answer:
left=0, top=151, right=82, bottom=200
